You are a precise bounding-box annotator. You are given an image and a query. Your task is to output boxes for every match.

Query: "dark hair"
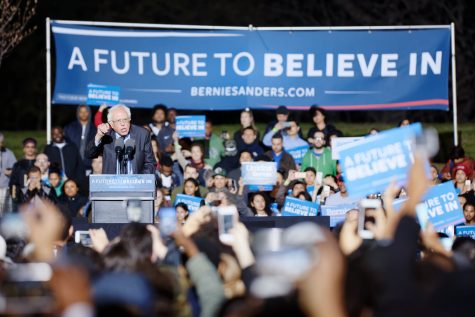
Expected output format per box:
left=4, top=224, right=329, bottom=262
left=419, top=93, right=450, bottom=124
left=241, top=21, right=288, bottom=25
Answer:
left=175, top=202, right=189, bottom=212
left=249, top=192, right=272, bottom=216
left=242, top=126, right=257, bottom=135
left=27, top=166, right=41, bottom=175
left=48, top=167, right=62, bottom=176
left=62, top=179, right=79, bottom=196
left=239, top=149, right=253, bottom=158
left=286, top=114, right=299, bottom=126
left=309, top=105, right=326, bottom=119
left=290, top=180, right=306, bottom=192
left=152, top=104, right=168, bottom=117
left=183, top=177, right=201, bottom=197
left=450, top=145, right=466, bottom=160
left=160, top=155, right=173, bottom=167
left=119, top=222, right=154, bottom=264
left=463, top=201, right=475, bottom=211
left=304, top=167, right=317, bottom=175
left=22, top=137, right=37, bottom=147
left=272, top=132, right=283, bottom=140
left=297, top=190, right=313, bottom=202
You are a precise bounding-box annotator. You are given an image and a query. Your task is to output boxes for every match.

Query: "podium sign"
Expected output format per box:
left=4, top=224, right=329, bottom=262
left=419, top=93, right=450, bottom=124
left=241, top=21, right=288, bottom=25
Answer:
left=90, top=174, right=156, bottom=223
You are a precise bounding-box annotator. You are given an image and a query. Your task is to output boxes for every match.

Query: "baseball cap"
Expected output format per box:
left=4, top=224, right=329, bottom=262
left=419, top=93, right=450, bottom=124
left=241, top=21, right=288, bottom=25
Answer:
left=212, top=167, right=227, bottom=178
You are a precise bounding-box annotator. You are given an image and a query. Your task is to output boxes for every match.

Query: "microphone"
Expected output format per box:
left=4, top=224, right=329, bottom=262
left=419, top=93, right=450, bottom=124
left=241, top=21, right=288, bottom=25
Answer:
left=124, top=138, right=136, bottom=157
left=114, top=137, right=125, bottom=155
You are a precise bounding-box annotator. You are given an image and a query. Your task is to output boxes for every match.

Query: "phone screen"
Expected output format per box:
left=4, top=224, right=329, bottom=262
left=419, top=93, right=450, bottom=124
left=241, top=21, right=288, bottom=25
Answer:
left=159, top=207, right=177, bottom=236
left=222, top=214, right=234, bottom=234
left=79, top=232, right=92, bottom=247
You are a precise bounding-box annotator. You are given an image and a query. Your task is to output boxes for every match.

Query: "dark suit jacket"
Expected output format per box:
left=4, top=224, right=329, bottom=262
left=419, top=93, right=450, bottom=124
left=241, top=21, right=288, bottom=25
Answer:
left=86, top=124, right=156, bottom=174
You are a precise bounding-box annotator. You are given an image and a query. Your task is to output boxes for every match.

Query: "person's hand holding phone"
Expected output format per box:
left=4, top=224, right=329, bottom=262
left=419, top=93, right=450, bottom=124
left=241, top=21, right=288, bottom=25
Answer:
left=89, top=228, right=109, bottom=253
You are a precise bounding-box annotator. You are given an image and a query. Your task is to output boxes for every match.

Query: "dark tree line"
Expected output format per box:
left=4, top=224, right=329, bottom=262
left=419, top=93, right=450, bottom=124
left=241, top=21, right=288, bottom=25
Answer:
left=0, top=0, right=474, bottom=129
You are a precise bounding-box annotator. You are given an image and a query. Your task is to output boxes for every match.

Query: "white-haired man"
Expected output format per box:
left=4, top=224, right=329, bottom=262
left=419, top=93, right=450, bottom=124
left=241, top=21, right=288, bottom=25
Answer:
left=87, top=104, right=156, bottom=174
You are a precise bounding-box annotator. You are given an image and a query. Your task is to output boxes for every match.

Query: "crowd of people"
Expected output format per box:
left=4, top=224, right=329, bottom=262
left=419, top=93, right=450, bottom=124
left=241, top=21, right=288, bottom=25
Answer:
left=0, top=104, right=474, bottom=316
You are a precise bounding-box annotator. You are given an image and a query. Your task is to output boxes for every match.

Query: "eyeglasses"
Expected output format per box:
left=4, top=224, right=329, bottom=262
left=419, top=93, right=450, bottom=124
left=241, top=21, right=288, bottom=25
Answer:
left=110, top=118, right=130, bottom=124
left=314, top=137, right=324, bottom=141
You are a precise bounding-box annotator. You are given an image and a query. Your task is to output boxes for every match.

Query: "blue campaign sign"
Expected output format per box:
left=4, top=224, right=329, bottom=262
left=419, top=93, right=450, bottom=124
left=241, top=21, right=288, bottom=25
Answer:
left=174, top=194, right=202, bottom=213
left=320, top=204, right=356, bottom=227
left=175, top=115, right=206, bottom=138
left=281, top=196, right=319, bottom=216
left=421, top=181, right=464, bottom=231
left=339, top=123, right=423, bottom=198
left=455, top=225, right=475, bottom=239
left=87, top=84, right=120, bottom=105
left=51, top=21, right=450, bottom=110
left=241, top=162, right=277, bottom=187
left=287, top=145, right=309, bottom=164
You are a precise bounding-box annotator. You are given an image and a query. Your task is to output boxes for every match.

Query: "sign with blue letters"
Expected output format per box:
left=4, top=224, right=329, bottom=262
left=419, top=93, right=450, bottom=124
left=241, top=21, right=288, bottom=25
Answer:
left=320, top=204, right=356, bottom=227
left=175, top=115, right=206, bottom=138
left=420, top=181, right=464, bottom=231
left=174, top=194, right=202, bottom=213
left=282, top=196, right=319, bottom=216
left=339, top=123, right=423, bottom=198
left=51, top=21, right=450, bottom=110
left=287, top=145, right=309, bottom=164
left=241, top=162, right=277, bottom=190
left=455, top=225, right=475, bottom=239
left=86, top=84, right=120, bottom=105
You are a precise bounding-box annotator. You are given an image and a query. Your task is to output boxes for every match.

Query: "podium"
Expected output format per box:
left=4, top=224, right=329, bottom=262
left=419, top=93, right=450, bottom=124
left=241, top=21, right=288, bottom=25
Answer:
left=89, top=174, right=156, bottom=223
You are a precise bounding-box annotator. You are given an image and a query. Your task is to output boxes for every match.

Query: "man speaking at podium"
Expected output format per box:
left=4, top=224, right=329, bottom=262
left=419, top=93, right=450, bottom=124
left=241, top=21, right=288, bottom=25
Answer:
left=87, top=104, right=156, bottom=174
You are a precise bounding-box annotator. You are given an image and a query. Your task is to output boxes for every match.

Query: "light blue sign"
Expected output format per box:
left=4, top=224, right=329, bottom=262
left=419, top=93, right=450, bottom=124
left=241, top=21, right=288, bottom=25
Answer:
left=174, top=194, right=202, bottom=213
left=89, top=174, right=155, bottom=192
left=320, top=204, right=356, bottom=227
left=421, top=181, right=464, bottom=231
left=339, top=123, right=423, bottom=198
left=287, top=145, right=309, bottom=164
left=281, top=196, right=319, bottom=216
left=175, top=115, right=206, bottom=138
left=52, top=22, right=450, bottom=110
left=241, top=162, right=277, bottom=187
left=455, top=225, right=475, bottom=239
left=86, top=84, right=120, bottom=105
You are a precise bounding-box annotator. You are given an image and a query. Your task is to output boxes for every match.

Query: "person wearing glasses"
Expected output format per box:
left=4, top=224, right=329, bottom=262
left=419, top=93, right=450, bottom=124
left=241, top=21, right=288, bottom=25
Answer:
left=300, top=130, right=337, bottom=177
left=87, top=104, right=156, bottom=174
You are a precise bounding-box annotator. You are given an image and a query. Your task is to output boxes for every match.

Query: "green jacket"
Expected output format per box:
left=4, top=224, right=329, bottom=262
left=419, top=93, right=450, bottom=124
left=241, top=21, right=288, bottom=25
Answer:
left=300, top=147, right=337, bottom=176
left=205, top=133, right=225, bottom=168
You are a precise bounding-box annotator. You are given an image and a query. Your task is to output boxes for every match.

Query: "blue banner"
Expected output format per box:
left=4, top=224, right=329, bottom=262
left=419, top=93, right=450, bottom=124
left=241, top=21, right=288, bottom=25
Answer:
left=87, top=84, right=120, bottom=105
left=421, top=181, right=464, bottom=231
left=287, top=145, right=309, bottom=164
left=175, top=115, right=206, bottom=138
left=320, top=204, right=356, bottom=227
left=282, top=196, right=319, bottom=216
left=89, top=174, right=155, bottom=192
left=174, top=194, right=202, bottom=213
left=241, top=162, right=277, bottom=187
left=455, top=225, right=475, bottom=239
left=339, top=123, right=422, bottom=198
left=51, top=22, right=450, bottom=110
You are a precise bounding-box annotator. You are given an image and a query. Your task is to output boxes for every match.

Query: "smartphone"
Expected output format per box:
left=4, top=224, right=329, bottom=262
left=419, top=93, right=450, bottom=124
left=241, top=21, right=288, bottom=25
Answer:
left=282, top=122, right=292, bottom=128
left=230, top=179, right=238, bottom=191
left=316, top=172, right=323, bottom=185
left=294, top=172, right=307, bottom=179
left=358, top=199, right=382, bottom=239
left=465, top=180, right=471, bottom=188
left=323, top=185, right=331, bottom=196
left=159, top=207, right=177, bottom=236
left=74, top=230, right=93, bottom=247
left=218, top=206, right=238, bottom=244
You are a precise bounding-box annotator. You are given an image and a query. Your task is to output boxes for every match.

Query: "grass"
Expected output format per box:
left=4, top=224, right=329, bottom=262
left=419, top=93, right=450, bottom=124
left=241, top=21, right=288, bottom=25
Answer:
left=2, top=122, right=473, bottom=163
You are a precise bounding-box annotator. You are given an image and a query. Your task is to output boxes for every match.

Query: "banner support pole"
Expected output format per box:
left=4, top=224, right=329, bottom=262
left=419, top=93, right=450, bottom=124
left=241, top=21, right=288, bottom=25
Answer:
left=46, top=17, right=52, bottom=144
left=451, top=22, right=458, bottom=146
